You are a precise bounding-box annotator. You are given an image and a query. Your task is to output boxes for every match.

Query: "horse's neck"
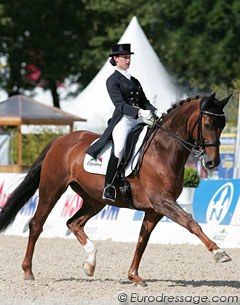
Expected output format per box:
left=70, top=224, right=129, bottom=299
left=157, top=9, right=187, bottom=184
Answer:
left=153, top=130, right=190, bottom=165
left=162, top=100, right=200, bottom=141
left=151, top=102, right=198, bottom=165
left=162, top=102, right=197, bottom=137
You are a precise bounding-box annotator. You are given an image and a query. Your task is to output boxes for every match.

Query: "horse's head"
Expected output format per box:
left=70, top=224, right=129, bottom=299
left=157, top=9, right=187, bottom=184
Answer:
left=192, top=92, right=231, bottom=170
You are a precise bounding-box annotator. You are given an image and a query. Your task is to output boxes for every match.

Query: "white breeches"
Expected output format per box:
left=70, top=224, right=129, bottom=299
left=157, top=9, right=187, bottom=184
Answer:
left=112, top=115, right=144, bottom=159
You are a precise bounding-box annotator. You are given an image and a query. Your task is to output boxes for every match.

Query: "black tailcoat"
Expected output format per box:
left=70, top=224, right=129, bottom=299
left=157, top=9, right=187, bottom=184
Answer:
left=86, top=70, right=156, bottom=158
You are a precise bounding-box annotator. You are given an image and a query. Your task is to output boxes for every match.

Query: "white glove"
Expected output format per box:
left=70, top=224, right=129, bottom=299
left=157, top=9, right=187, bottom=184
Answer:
left=154, top=109, right=162, bottom=118
left=138, top=109, right=155, bottom=126
left=138, top=109, right=152, bottom=119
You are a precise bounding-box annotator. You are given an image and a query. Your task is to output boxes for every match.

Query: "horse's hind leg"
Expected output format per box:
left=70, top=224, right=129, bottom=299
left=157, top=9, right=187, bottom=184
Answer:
left=128, top=211, right=163, bottom=287
left=66, top=191, right=105, bottom=277
left=22, top=186, right=67, bottom=280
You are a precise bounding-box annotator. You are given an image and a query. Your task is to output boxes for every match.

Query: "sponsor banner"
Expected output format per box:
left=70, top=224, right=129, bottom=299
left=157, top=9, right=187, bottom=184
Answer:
left=219, top=153, right=235, bottom=179
left=193, top=179, right=240, bottom=225
left=4, top=186, right=84, bottom=238
left=218, top=133, right=236, bottom=178
left=1, top=173, right=240, bottom=247
left=0, top=173, right=26, bottom=210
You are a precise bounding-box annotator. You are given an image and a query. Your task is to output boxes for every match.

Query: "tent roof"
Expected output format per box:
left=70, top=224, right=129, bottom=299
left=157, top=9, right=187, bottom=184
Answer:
left=0, top=95, right=86, bottom=126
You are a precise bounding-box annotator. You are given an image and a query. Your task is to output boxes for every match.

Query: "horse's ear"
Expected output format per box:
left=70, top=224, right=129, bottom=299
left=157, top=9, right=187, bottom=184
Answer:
left=220, top=94, right=232, bottom=108
left=201, top=92, right=216, bottom=110
left=208, top=92, right=216, bottom=102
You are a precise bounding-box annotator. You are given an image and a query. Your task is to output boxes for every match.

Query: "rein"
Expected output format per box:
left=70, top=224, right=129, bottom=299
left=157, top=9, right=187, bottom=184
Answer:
left=130, top=96, right=226, bottom=176
left=156, top=124, right=203, bottom=157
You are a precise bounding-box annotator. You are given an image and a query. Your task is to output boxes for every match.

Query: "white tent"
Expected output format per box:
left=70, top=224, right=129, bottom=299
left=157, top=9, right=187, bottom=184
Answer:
left=62, top=16, right=184, bottom=132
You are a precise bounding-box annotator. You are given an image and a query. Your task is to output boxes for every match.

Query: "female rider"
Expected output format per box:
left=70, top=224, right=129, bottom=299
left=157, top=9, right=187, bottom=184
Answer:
left=86, top=43, right=160, bottom=201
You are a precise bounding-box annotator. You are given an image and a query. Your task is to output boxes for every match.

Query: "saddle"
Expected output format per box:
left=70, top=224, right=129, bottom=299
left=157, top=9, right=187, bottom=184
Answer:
left=84, top=124, right=153, bottom=207
left=84, top=124, right=151, bottom=176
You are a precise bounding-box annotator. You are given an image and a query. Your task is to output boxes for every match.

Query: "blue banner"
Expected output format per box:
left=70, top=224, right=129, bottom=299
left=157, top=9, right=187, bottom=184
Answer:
left=218, top=133, right=236, bottom=178
left=218, top=153, right=235, bottom=178
left=193, top=179, right=240, bottom=225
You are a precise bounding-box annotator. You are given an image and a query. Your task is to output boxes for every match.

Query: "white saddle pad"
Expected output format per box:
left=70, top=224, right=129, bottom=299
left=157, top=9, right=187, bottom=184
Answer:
left=84, top=125, right=149, bottom=177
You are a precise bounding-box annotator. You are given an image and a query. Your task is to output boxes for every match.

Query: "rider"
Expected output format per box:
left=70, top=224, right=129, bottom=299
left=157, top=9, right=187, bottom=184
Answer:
left=86, top=43, right=161, bottom=202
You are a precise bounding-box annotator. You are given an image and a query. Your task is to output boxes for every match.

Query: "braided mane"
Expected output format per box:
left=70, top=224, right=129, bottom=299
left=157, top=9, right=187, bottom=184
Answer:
left=160, top=95, right=202, bottom=121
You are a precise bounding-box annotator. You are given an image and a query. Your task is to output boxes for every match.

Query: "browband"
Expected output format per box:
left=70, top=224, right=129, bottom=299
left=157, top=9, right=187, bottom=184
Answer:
left=202, top=111, right=225, bottom=117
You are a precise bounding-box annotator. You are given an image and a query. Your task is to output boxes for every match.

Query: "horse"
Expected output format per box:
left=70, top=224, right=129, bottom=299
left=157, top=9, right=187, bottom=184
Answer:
left=0, top=93, right=232, bottom=287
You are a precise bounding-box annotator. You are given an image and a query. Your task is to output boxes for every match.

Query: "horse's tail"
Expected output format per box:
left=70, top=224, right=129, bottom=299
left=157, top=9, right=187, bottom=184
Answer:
left=0, top=139, right=56, bottom=232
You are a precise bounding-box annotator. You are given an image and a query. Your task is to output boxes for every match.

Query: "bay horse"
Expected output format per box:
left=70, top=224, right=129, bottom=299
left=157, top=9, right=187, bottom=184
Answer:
left=0, top=93, right=232, bottom=287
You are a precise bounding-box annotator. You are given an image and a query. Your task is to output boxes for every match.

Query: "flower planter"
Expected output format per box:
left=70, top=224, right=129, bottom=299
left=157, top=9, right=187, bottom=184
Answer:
left=177, top=187, right=195, bottom=217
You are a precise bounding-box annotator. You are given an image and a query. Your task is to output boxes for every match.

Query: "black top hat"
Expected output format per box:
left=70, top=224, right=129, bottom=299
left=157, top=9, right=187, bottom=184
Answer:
left=109, top=43, right=134, bottom=57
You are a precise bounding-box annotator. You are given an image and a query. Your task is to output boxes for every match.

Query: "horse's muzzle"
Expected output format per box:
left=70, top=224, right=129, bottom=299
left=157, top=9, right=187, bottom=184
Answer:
left=205, top=160, right=218, bottom=170
left=202, top=154, right=220, bottom=170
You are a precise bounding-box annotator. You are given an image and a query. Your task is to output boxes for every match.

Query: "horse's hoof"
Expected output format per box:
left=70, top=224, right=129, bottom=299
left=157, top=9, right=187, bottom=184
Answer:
left=24, top=273, right=35, bottom=280
left=133, top=281, right=148, bottom=287
left=214, top=250, right=232, bottom=263
left=83, top=261, right=95, bottom=277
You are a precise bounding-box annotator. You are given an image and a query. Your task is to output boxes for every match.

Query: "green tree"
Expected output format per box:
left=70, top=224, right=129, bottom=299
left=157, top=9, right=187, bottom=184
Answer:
left=0, top=0, right=239, bottom=126
left=152, top=0, right=240, bottom=91
left=0, top=0, right=88, bottom=108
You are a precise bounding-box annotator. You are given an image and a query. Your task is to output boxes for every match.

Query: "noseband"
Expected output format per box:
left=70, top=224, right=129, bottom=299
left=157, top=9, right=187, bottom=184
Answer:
left=156, top=97, right=225, bottom=160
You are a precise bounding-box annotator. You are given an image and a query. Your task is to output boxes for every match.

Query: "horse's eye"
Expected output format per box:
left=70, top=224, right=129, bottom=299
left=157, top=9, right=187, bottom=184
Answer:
left=204, top=123, right=212, bottom=130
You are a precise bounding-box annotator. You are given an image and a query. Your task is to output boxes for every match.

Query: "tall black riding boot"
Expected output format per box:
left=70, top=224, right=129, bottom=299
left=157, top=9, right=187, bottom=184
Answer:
left=102, top=153, right=119, bottom=202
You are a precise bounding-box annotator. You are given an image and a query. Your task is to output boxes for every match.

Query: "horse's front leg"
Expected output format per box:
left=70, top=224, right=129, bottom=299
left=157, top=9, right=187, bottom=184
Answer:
left=128, top=211, right=163, bottom=287
left=153, top=196, right=232, bottom=263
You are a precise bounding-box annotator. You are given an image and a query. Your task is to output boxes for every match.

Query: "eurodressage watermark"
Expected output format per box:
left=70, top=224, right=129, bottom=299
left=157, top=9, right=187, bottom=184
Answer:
left=117, top=292, right=239, bottom=304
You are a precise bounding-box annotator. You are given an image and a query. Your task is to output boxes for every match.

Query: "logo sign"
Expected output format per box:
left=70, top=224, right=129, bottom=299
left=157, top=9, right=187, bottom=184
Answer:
left=87, top=157, right=103, bottom=167
left=94, top=205, right=119, bottom=220
left=206, top=182, right=233, bottom=225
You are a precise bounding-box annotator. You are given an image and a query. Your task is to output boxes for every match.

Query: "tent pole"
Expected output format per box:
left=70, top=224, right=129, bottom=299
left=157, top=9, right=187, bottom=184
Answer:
left=234, top=93, right=240, bottom=178
left=17, top=125, right=22, bottom=169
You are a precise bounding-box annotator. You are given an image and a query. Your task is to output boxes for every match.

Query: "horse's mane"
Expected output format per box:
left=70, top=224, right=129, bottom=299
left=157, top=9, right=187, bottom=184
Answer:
left=160, top=95, right=202, bottom=121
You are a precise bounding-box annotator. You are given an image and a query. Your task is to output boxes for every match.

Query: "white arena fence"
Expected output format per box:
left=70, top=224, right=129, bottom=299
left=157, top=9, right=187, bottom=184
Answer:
left=0, top=173, right=240, bottom=248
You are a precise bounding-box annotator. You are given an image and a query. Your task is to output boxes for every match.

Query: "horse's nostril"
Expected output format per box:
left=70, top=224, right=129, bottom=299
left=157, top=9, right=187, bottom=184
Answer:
left=206, top=160, right=215, bottom=169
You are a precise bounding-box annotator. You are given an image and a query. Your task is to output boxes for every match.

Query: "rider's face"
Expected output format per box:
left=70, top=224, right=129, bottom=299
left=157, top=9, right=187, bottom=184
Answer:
left=114, top=55, right=131, bottom=70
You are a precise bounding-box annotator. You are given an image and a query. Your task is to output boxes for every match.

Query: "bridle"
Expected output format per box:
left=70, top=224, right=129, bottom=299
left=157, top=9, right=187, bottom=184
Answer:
left=155, top=97, right=225, bottom=160
left=130, top=97, right=225, bottom=176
